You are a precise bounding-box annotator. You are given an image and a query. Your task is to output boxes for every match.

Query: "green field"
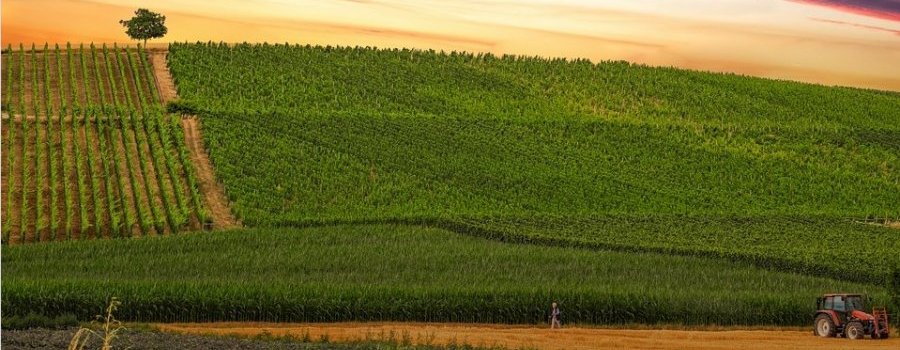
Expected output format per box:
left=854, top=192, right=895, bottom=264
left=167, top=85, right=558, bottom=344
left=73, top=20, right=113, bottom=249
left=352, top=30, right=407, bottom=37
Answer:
left=3, top=42, right=900, bottom=326
left=3, top=225, right=887, bottom=325
left=167, top=43, right=900, bottom=282
left=0, top=43, right=205, bottom=243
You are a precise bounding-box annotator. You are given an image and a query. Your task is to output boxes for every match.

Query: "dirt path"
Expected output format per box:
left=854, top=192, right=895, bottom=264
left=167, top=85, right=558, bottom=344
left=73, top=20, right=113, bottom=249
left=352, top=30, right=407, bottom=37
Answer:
left=181, top=118, right=240, bottom=229
left=155, top=322, right=898, bottom=350
left=148, top=49, right=240, bottom=230
left=148, top=50, right=178, bottom=104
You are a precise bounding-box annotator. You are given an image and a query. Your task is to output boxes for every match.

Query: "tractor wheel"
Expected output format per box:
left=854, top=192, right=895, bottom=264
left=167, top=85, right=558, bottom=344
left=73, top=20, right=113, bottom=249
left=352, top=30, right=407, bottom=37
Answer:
left=845, top=322, right=864, bottom=340
left=814, top=314, right=836, bottom=337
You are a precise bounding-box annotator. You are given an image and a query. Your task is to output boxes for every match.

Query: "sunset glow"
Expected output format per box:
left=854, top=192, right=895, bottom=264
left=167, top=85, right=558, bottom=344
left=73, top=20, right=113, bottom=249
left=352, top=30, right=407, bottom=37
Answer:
left=3, top=0, right=900, bottom=90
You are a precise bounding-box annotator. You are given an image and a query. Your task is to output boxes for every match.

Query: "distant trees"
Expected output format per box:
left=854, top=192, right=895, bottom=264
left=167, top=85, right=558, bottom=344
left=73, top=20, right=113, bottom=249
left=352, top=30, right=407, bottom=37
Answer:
left=120, top=8, right=167, bottom=46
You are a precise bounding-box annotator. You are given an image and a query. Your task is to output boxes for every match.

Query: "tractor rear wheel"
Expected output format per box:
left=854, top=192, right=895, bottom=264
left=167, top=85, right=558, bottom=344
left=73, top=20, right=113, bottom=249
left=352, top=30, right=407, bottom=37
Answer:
left=814, top=314, right=836, bottom=337
left=845, top=322, right=864, bottom=340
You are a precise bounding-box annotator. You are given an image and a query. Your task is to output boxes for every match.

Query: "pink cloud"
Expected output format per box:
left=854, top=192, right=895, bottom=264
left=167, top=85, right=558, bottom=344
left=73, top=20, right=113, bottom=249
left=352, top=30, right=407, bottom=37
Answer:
left=790, top=0, right=900, bottom=22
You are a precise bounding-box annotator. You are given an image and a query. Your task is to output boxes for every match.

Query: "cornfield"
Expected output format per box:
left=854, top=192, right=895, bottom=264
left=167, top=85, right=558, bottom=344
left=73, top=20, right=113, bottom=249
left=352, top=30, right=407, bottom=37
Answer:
left=2, top=225, right=889, bottom=325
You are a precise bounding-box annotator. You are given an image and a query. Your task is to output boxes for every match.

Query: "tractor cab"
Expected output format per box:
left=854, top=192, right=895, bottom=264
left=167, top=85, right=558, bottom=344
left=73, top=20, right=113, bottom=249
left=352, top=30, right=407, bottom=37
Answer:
left=814, top=293, right=890, bottom=340
left=816, top=294, right=864, bottom=316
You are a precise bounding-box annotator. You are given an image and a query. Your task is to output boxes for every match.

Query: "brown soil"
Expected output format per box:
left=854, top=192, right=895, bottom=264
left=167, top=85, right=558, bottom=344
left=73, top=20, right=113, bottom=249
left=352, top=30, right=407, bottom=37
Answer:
left=156, top=322, right=900, bottom=350
left=181, top=117, right=240, bottom=229
left=149, top=51, right=178, bottom=104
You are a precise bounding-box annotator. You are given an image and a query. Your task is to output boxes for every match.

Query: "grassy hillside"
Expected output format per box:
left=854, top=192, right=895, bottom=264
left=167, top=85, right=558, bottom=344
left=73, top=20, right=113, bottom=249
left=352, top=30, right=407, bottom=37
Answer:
left=2, top=225, right=887, bottom=325
left=167, top=43, right=900, bottom=283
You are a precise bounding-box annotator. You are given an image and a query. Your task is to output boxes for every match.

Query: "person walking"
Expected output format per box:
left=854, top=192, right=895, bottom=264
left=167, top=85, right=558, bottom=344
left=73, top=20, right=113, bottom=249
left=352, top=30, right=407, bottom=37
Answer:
left=549, top=302, right=562, bottom=329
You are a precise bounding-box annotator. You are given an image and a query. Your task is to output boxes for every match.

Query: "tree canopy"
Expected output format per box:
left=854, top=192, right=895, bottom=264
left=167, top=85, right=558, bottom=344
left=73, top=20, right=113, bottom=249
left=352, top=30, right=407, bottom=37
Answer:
left=119, top=8, right=167, bottom=46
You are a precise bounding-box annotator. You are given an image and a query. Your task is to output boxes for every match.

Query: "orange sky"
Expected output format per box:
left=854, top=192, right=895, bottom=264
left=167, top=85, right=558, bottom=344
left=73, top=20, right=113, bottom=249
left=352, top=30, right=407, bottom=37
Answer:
left=3, top=0, right=900, bottom=91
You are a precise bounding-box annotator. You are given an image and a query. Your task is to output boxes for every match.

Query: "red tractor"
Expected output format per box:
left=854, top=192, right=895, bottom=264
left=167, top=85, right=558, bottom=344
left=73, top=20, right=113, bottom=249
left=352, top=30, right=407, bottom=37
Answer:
left=813, top=293, right=890, bottom=339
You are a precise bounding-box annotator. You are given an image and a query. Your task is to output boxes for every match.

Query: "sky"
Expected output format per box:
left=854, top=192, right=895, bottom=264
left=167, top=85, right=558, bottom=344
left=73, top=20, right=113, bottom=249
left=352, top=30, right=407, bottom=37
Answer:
left=2, top=0, right=900, bottom=91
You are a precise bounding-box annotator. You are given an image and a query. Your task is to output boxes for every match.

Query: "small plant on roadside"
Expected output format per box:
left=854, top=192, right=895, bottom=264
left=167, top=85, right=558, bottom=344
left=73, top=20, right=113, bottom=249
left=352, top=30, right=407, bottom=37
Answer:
left=68, top=297, right=125, bottom=350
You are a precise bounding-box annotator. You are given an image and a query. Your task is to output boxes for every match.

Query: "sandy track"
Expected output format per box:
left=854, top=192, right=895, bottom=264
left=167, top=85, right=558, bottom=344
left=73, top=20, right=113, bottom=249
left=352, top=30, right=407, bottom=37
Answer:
left=155, top=322, right=898, bottom=350
left=181, top=118, right=240, bottom=229
left=148, top=49, right=240, bottom=230
left=148, top=50, right=178, bottom=104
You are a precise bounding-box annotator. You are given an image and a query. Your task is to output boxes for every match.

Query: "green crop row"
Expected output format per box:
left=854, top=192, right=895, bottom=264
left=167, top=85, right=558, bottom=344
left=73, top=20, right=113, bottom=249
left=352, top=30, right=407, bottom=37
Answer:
left=169, top=42, right=900, bottom=131
left=162, top=42, right=900, bottom=289
left=1, top=43, right=201, bottom=243
left=0, top=110, right=204, bottom=242
left=167, top=42, right=900, bottom=222
left=1, top=225, right=887, bottom=325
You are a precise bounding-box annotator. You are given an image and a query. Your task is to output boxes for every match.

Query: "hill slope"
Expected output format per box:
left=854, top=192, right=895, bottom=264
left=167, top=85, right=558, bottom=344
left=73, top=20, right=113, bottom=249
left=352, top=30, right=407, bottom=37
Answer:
left=0, top=44, right=206, bottom=242
left=166, top=43, right=900, bottom=282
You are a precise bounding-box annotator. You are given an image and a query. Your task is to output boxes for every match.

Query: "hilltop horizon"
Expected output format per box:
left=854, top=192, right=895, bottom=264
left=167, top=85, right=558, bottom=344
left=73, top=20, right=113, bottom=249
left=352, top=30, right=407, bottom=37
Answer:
left=3, top=0, right=900, bottom=91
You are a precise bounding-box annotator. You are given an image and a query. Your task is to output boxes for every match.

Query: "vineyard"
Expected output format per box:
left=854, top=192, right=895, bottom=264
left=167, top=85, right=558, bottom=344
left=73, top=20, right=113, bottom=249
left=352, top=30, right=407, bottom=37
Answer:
left=166, top=43, right=900, bottom=283
left=2, top=42, right=900, bottom=327
left=0, top=44, right=205, bottom=243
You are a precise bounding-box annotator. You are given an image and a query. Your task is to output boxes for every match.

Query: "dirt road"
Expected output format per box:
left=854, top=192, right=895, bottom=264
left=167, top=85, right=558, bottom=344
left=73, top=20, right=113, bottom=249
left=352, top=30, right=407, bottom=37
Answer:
left=148, top=49, right=240, bottom=230
left=148, top=50, right=178, bottom=104
left=181, top=118, right=240, bottom=229
left=155, top=322, right=898, bottom=350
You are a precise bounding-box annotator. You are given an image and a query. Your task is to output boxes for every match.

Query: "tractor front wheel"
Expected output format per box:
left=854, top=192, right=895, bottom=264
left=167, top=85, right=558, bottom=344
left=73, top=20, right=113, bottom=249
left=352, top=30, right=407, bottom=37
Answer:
left=845, top=322, right=864, bottom=340
left=814, top=314, right=836, bottom=337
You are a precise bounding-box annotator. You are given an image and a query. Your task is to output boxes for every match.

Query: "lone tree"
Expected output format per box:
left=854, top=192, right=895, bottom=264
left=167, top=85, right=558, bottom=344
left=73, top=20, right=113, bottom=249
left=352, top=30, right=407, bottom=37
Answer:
left=120, top=8, right=167, bottom=46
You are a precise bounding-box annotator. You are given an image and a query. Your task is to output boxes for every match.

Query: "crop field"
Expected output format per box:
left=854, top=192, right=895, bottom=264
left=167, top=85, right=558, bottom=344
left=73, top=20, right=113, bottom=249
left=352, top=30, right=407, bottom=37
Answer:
left=0, top=44, right=205, bottom=242
left=167, top=43, right=900, bottom=283
left=2, top=42, right=900, bottom=328
left=2, top=225, right=888, bottom=325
